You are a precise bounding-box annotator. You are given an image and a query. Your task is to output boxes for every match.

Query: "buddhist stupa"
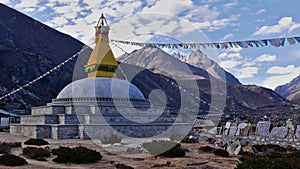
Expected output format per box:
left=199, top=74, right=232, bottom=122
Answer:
left=10, top=14, right=188, bottom=140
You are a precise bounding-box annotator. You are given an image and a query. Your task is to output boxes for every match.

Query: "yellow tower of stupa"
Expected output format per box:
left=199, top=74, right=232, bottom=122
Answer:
left=84, top=14, right=118, bottom=78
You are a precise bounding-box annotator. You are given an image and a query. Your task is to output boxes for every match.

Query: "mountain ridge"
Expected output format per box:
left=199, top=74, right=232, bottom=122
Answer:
left=0, top=3, right=90, bottom=110
left=118, top=46, right=289, bottom=113
left=174, top=49, right=241, bottom=85
left=275, top=74, right=300, bottom=101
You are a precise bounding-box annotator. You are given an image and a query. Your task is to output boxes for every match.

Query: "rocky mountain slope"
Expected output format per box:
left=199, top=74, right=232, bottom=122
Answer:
left=275, top=74, right=300, bottom=101
left=0, top=3, right=90, bottom=110
left=118, top=47, right=288, bottom=113
left=173, top=49, right=241, bottom=85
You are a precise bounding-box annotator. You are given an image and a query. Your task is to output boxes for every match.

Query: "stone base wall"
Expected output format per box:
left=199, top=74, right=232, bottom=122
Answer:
left=10, top=123, right=191, bottom=140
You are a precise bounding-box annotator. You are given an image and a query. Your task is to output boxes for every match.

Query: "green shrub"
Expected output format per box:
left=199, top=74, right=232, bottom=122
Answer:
left=213, top=149, right=229, bottom=157
left=252, top=144, right=286, bottom=157
left=198, top=146, right=216, bottom=153
left=52, top=146, right=102, bottom=164
left=236, top=156, right=297, bottom=169
left=100, top=134, right=122, bottom=144
left=0, top=142, right=21, bottom=148
left=24, top=138, right=49, bottom=146
left=0, top=154, right=27, bottom=166
left=22, top=147, right=50, bottom=160
left=115, top=163, right=134, bottom=169
left=237, top=147, right=300, bottom=169
left=288, top=151, right=300, bottom=157
left=206, top=137, right=216, bottom=144
left=142, top=140, right=186, bottom=158
left=0, top=142, right=22, bottom=154
left=0, top=144, right=11, bottom=154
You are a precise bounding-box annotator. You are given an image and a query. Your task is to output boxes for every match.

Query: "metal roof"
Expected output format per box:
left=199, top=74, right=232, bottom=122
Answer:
left=0, top=109, right=19, bottom=117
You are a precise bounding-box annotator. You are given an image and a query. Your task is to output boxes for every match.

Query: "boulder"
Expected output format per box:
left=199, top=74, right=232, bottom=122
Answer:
left=226, top=140, right=241, bottom=155
left=270, top=126, right=288, bottom=138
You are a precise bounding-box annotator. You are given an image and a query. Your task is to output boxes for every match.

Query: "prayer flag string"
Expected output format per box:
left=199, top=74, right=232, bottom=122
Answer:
left=110, top=36, right=300, bottom=49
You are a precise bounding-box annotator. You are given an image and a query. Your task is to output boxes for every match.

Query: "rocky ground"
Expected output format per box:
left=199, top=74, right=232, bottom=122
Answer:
left=0, top=132, right=240, bottom=169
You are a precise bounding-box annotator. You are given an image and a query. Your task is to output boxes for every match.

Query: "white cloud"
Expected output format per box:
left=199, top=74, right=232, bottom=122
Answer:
left=50, top=16, right=69, bottom=26
left=0, top=0, right=10, bottom=4
left=219, top=60, right=241, bottom=69
left=222, top=33, right=234, bottom=41
left=142, top=0, right=193, bottom=16
left=223, top=0, right=238, bottom=9
left=256, top=19, right=266, bottom=23
left=209, top=15, right=238, bottom=31
left=218, top=53, right=227, bottom=59
left=266, top=65, right=300, bottom=75
left=184, top=4, right=219, bottom=22
left=228, top=47, right=243, bottom=53
left=236, top=67, right=258, bottom=79
left=263, top=65, right=300, bottom=89
left=254, top=54, right=277, bottom=62
left=219, top=52, right=242, bottom=59
left=253, top=16, right=300, bottom=35
left=289, top=23, right=300, bottom=32
left=256, top=9, right=266, bottom=14
left=200, top=0, right=221, bottom=3
left=38, top=6, right=47, bottom=12
left=263, top=73, right=300, bottom=90
left=240, top=7, right=249, bottom=12
left=15, top=0, right=38, bottom=8
left=22, top=7, right=36, bottom=13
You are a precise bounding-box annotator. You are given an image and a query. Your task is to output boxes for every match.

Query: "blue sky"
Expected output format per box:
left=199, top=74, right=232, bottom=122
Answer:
left=1, top=0, right=300, bottom=90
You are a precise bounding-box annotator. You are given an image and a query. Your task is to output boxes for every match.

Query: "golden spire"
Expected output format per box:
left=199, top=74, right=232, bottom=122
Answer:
left=84, top=13, right=118, bottom=78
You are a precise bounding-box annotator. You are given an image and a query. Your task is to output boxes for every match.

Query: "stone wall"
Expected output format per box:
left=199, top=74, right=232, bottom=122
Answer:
left=10, top=125, right=37, bottom=138
left=57, top=125, right=79, bottom=139
left=31, top=106, right=53, bottom=115
left=36, top=125, right=52, bottom=138
left=79, top=123, right=190, bottom=139
left=21, top=115, right=58, bottom=124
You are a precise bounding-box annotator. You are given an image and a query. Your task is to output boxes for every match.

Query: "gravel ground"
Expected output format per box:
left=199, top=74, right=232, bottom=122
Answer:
left=0, top=132, right=240, bottom=169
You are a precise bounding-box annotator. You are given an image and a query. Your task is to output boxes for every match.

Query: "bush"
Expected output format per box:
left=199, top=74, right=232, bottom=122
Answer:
left=0, top=144, right=11, bottom=154
left=115, top=163, right=134, bottom=169
left=237, top=147, right=300, bottom=169
left=0, top=142, right=22, bottom=154
left=236, top=156, right=298, bottom=169
left=206, top=137, right=216, bottom=144
left=22, top=147, right=50, bottom=160
left=181, top=136, right=199, bottom=144
left=52, top=146, right=102, bottom=164
left=213, top=149, right=229, bottom=157
left=0, top=154, right=27, bottom=166
left=198, top=146, right=216, bottom=153
left=252, top=144, right=286, bottom=157
left=142, top=140, right=186, bottom=158
left=100, top=134, right=122, bottom=144
left=0, top=142, right=21, bottom=148
left=24, top=138, right=49, bottom=146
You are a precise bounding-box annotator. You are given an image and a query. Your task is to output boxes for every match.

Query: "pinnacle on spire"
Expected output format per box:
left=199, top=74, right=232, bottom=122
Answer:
left=95, top=13, right=109, bottom=31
